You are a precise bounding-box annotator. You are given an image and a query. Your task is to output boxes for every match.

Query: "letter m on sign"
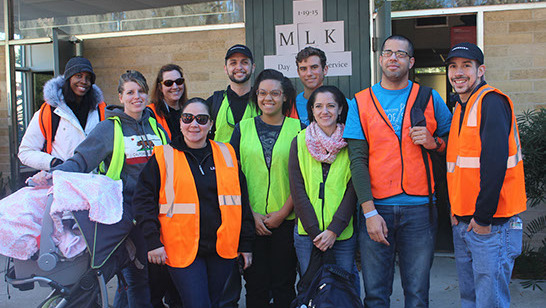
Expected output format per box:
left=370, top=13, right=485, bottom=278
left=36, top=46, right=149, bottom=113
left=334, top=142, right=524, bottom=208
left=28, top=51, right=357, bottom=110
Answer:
left=280, top=32, right=294, bottom=46
left=276, top=24, right=298, bottom=55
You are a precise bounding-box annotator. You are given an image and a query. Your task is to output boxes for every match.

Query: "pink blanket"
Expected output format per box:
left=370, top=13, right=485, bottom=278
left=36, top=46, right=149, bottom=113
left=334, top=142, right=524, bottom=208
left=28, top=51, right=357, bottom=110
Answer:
left=0, top=171, right=123, bottom=260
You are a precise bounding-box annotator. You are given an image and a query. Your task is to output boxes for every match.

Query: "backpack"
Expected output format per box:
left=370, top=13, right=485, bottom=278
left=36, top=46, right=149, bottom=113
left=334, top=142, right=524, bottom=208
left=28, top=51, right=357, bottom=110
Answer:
left=409, top=85, right=450, bottom=217
left=38, top=102, right=106, bottom=154
left=291, top=248, right=363, bottom=308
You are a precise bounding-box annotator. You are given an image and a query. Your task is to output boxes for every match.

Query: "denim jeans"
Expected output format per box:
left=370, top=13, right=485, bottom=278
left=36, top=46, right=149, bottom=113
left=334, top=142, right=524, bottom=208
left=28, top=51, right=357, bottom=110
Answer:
left=359, top=204, right=437, bottom=308
left=168, top=254, right=235, bottom=308
left=113, top=261, right=152, bottom=308
left=218, top=260, right=242, bottom=308
left=293, top=226, right=360, bottom=295
left=452, top=216, right=523, bottom=308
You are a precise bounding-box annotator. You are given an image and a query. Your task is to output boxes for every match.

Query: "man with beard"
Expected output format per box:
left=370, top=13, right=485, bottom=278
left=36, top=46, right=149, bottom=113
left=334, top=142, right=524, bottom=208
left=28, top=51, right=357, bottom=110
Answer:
left=207, top=44, right=256, bottom=307
left=344, top=35, right=452, bottom=307
left=445, top=42, right=526, bottom=308
left=207, top=44, right=258, bottom=142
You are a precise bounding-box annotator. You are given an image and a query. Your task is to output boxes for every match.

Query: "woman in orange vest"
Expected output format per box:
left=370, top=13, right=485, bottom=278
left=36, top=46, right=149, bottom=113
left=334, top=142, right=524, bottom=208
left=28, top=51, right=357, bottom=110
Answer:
left=134, top=97, right=254, bottom=308
left=148, top=64, right=188, bottom=140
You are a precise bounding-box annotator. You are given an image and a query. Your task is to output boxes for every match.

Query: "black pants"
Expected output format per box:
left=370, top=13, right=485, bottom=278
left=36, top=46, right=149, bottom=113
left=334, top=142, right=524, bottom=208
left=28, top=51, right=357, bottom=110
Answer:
left=243, top=220, right=297, bottom=308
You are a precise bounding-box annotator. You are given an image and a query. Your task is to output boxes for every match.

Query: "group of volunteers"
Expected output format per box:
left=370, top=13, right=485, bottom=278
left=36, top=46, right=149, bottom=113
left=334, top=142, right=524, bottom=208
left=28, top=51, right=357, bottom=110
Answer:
left=21, top=34, right=526, bottom=308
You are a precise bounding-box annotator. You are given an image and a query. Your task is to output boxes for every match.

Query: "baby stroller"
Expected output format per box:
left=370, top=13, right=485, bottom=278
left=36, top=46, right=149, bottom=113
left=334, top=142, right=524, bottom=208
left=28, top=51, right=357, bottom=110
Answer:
left=4, top=175, right=133, bottom=308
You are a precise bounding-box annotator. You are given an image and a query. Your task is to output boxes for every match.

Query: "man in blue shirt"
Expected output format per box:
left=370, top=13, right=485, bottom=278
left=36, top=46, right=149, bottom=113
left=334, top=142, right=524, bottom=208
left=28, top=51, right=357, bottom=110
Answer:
left=294, top=47, right=328, bottom=125
left=344, top=35, right=452, bottom=307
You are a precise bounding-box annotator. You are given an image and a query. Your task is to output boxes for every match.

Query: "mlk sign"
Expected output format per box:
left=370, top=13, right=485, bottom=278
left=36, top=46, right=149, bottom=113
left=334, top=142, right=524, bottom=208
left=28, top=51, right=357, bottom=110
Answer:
left=265, top=0, right=352, bottom=77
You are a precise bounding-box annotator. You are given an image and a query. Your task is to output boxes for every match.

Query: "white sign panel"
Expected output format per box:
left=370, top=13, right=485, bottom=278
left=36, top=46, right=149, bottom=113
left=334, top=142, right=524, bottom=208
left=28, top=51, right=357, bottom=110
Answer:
left=325, top=51, right=352, bottom=76
left=263, top=51, right=352, bottom=78
left=275, top=24, right=298, bottom=55
left=297, top=21, right=344, bottom=52
left=264, top=54, right=298, bottom=78
left=293, top=0, right=323, bottom=24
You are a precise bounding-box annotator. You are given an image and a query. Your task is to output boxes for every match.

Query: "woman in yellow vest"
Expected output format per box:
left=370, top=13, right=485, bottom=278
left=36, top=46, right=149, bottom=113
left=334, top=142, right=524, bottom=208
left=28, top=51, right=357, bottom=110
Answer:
left=148, top=64, right=188, bottom=140
left=133, top=97, right=255, bottom=308
left=31, top=70, right=168, bottom=308
left=229, top=69, right=303, bottom=307
left=288, top=85, right=357, bottom=287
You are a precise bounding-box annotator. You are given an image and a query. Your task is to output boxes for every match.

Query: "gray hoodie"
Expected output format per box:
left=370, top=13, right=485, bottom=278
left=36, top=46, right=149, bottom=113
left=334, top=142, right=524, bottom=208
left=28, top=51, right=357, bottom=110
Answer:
left=53, top=105, right=168, bottom=213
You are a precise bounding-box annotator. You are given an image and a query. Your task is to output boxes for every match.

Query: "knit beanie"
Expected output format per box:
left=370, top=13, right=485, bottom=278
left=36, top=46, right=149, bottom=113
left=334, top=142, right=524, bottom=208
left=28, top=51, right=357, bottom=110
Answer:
left=64, top=57, right=96, bottom=83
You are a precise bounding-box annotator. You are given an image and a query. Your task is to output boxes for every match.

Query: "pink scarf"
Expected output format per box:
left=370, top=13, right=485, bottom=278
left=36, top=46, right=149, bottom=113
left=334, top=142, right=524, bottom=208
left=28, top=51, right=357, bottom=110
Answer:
left=305, top=122, right=348, bottom=164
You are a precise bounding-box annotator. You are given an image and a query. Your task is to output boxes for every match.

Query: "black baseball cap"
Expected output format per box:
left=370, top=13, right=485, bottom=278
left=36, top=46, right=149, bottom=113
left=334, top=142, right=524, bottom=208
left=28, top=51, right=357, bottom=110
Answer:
left=225, top=44, right=253, bottom=62
left=446, top=42, right=484, bottom=65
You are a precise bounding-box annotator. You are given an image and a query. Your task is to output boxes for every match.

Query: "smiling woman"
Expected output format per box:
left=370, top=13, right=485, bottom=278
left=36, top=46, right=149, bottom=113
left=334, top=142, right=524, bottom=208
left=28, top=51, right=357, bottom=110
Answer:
left=18, top=56, right=105, bottom=171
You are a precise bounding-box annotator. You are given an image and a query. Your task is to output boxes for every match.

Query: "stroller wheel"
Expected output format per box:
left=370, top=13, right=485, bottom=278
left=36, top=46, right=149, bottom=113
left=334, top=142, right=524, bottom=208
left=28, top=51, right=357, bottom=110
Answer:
left=38, top=294, right=63, bottom=308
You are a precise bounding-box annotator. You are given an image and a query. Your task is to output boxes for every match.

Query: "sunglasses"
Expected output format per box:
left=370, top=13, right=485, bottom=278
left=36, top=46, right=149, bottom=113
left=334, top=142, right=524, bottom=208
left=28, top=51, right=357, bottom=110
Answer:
left=181, top=113, right=210, bottom=125
left=161, top=78, right=184, bottom=87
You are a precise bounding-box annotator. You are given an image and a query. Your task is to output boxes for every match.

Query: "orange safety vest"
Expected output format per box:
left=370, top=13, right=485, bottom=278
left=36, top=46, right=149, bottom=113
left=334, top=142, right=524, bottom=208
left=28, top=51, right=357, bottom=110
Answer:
left=354, top=83, right=437, bottom=199
left=148, top=104, right=172, bottom=140
left=446, top=85, right=526, bottom=217
left=39, top=101, right=106, bottom=154
left=155, top=141, right=242, bottom=268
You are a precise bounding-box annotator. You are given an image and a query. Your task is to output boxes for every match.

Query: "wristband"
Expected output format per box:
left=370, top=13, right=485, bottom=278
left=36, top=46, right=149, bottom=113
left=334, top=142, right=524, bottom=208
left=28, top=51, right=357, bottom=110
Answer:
left=364, top=209, right=378, bottom=219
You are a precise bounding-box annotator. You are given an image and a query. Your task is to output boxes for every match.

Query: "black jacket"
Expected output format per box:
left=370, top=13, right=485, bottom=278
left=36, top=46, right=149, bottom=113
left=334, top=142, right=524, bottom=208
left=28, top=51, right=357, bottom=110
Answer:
left=134, top=136, right=255, bottom=256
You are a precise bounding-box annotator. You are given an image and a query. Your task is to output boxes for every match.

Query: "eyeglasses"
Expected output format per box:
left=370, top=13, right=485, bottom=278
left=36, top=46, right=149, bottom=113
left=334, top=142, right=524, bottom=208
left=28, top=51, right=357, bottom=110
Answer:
left=381, top=50, right=411, bottom=59
left=257, top=89, right=283, bottom=98
left=161, top=78, right=184, bottom=87
left=181, top=113, right=210, bottom=125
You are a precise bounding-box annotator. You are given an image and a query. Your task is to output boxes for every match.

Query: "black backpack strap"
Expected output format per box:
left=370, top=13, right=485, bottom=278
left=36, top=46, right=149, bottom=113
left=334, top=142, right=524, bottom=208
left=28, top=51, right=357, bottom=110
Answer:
left=211, top=90, right=226, bottom=121
left=411, top=85, right=434, bottom=210
left=50, top=107, right=61, bottom=145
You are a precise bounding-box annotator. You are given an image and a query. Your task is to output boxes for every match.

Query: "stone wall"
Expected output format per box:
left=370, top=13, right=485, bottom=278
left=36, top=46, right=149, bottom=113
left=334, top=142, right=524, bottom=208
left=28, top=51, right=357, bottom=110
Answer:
left=484, top=8, right=546, bottom=114
left=83, top=28, right=245, bottom=106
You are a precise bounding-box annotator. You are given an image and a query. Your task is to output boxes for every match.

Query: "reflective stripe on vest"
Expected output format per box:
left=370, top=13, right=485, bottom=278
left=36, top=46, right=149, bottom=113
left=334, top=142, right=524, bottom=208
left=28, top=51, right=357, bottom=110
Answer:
left=156, top=141, right=242, bottom=268
left=239, top=117, right=301, bottom=219
left=214, top=93, right=259, bottom=143
left=446, top=85, right=526, bottom=217
left=39, top=101, right=106, bottom=154
left=102, top=116, right=167, bottom=181
left=354, top=83, right=437, bottom=199
left=148, top=104, right=172, bottom=140
left=446, top=87, right=523, bottom=173
left=296, top=130, right=353, bottom=240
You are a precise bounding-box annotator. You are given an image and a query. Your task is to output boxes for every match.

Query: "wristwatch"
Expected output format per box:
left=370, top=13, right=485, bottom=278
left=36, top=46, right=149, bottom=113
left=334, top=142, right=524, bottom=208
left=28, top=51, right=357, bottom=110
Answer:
left=434, top=136, right=443, bottom=151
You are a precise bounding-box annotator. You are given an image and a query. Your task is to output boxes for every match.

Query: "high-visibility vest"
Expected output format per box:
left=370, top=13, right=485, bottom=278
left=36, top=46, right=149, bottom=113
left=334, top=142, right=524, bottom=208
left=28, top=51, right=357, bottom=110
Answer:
left=100, top=116, right=167, bottom=180
left=39, top=101, right=106, bottom=154
left=155, top=141, right=242, bottom=268
left=354, top=83, right=437, bottom=199
left=214, top=93, right=259, bottom=143
left=446, top=85, right=526, bottom=217
left=239, top=117, right=301, bottom=219
left=148, top=103, right=172, bottom=140
left=296, top=130, right=353, bottom=240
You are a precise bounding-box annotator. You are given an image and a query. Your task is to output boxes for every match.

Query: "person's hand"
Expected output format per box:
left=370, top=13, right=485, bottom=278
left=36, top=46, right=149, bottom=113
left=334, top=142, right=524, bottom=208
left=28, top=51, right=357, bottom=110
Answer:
left=148, top=246, right=168, bottom=265
left=252, top=212, right=272, bottom=236
left=451, top=214, right=459, bottom=226
left=313, top=230, right=337, bottom=252
left=264, top=210, right=285, bottom=230
left=27, top=170, right=52, bottom=187
left=240, top=252, right=253, bottom=270
left=366, top=214, right=390, bottom=246
left=409, top=126, right=436, bottom=150
left=467, top=218, right=491, bottom=235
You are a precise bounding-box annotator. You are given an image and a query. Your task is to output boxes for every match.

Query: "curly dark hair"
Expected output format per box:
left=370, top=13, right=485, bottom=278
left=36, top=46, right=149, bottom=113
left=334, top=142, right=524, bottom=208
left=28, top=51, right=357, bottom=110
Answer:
left=250, top=69, right=296, bottom=116
left=295, top=47, right=327, bottom=69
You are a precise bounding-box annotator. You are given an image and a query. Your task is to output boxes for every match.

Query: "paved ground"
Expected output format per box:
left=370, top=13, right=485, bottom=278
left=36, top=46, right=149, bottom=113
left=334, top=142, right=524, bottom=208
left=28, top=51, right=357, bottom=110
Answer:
left=1, top=254, right=544, bottom=307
